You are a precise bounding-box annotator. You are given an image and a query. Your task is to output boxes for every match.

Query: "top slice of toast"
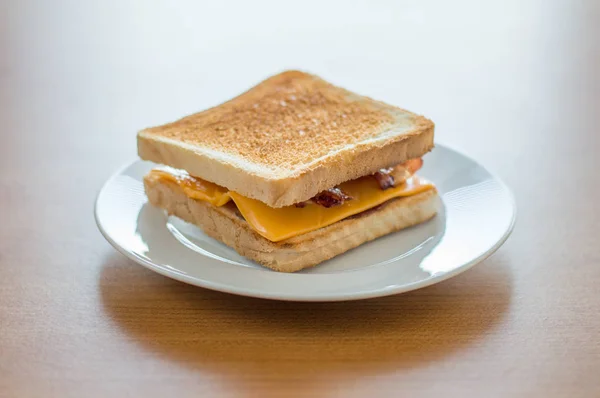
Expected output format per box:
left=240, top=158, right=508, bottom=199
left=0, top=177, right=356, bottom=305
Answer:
left=138, top=70, right=434, bottom=207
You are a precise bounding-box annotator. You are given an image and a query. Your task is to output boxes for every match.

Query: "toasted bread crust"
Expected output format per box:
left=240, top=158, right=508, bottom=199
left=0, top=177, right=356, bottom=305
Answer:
left=138, top=70, right=434, bottom=207
left=144, top=173, right=438, bottom=272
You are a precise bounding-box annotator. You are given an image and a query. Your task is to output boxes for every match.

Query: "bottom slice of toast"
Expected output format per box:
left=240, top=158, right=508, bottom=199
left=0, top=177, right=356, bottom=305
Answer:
left=144, top=174, right=438, bottom=272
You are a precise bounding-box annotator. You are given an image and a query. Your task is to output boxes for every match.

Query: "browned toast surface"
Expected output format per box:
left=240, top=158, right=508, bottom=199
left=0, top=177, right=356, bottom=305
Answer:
left=138, top=70, right=434, bottom=207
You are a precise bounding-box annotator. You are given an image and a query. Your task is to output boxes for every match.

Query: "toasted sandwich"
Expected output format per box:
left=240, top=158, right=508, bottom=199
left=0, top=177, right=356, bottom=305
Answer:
left=138, top=71, right=438, bottom=272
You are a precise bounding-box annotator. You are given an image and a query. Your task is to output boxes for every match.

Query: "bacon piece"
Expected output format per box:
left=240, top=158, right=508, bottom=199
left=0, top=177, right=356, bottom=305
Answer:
left=373, top=158, right=424, bottom=190
left=311, top=187, right=353, bottom=208
left=293, top=188, right=352, bottom=208
left=373, top=168, right=396, bottom=190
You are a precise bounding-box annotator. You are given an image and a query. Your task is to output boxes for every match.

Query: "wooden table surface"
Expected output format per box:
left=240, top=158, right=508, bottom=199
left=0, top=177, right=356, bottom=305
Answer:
left=1, top=1, right=599, bottom=397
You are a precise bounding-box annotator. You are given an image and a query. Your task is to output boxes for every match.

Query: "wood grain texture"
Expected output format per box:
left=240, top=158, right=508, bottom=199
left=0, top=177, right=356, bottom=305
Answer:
left=1, top=1, right=599, bottom=397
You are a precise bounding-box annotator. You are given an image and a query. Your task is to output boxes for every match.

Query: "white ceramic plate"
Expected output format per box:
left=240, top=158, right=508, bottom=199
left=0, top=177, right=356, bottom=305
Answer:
left=95, top=144, right=515, bottom=301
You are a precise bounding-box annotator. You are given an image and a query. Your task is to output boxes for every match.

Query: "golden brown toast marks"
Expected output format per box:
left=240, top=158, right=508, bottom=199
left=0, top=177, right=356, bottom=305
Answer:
left=143, top=71, right=399, bottom=171
left=138, top=70, right=434, bottom=207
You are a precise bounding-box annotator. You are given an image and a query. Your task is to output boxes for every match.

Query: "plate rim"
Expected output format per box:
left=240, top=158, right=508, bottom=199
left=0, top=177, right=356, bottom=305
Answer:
left=95, top=143, right=516, bottom=302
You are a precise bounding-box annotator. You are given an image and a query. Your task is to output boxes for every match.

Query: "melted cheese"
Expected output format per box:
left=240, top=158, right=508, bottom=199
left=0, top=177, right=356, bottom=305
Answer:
left=149, top=168, right=435, bottom=242
left=152, top=167, right=231, bottom=206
